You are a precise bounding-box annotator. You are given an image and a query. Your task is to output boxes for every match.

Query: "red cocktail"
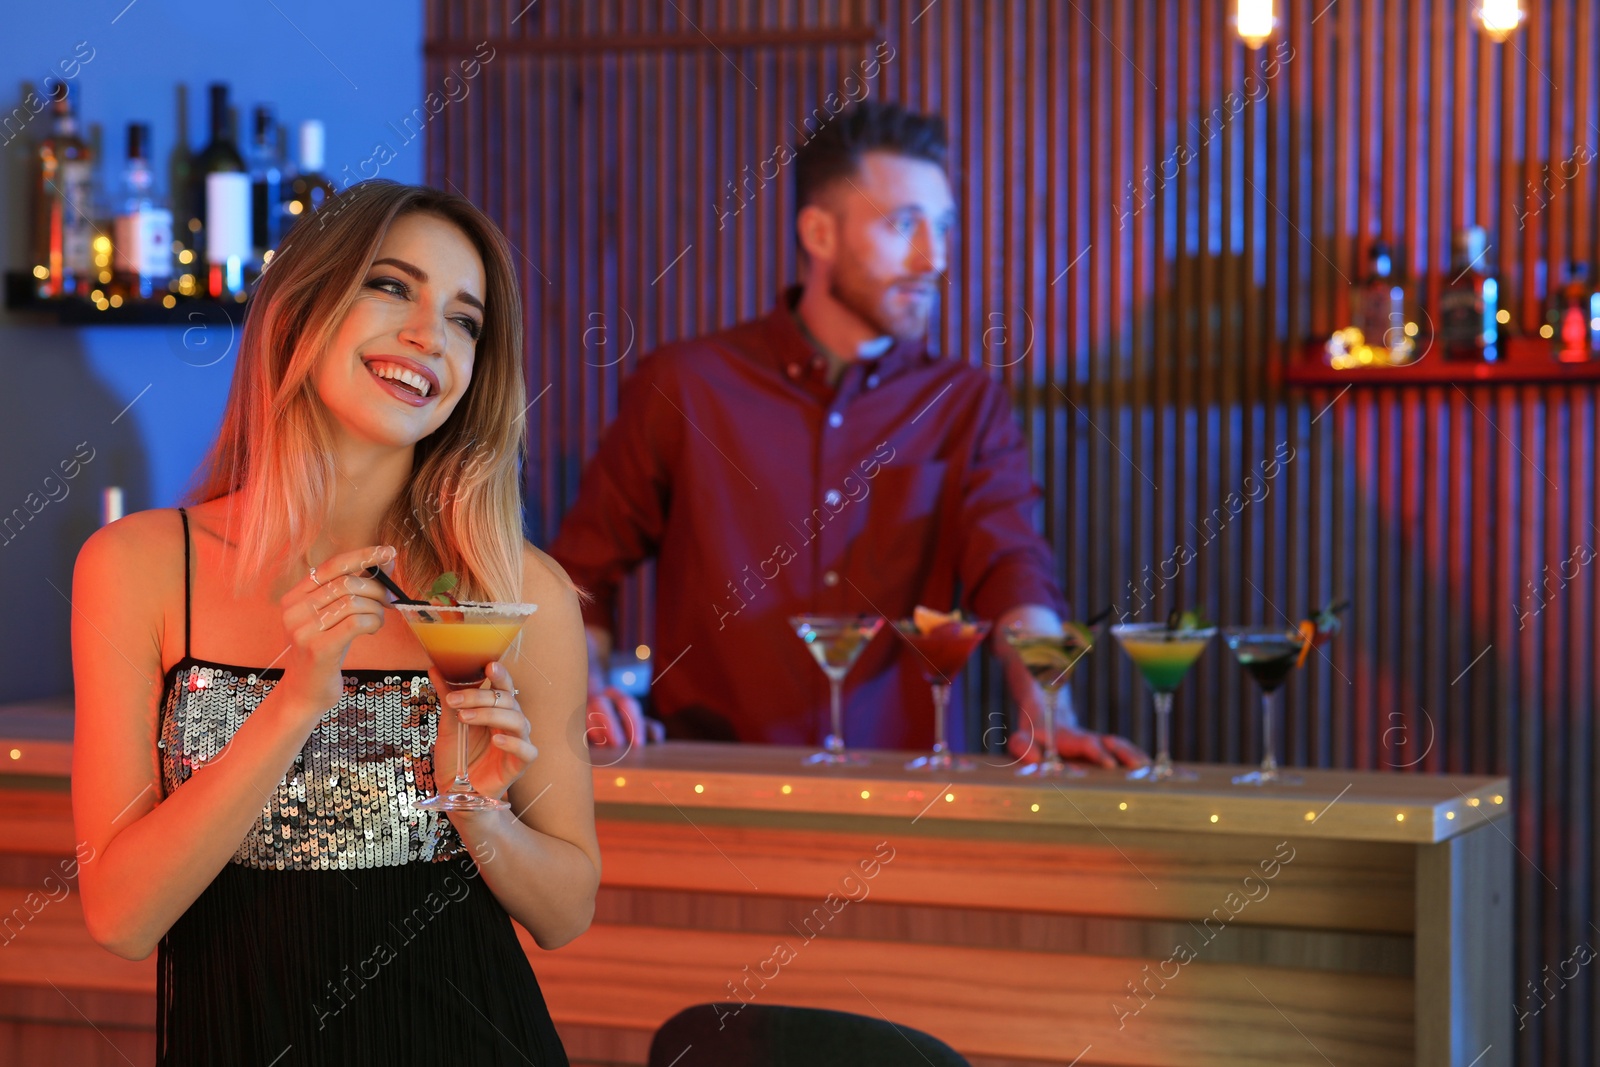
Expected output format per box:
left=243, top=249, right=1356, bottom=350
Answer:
left=892, top=612, right=991, bottom=772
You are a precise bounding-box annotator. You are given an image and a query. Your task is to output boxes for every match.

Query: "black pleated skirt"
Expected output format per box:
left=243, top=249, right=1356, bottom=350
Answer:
left=156, top=855, right=569, bottom=1066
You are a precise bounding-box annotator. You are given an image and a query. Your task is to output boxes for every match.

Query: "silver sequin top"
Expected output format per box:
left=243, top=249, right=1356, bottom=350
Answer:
left=159, top=659, right=466, bottom=871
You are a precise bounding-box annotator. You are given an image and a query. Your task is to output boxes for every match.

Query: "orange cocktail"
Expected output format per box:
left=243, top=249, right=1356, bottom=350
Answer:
left=395, top=601, right=538, bottom=811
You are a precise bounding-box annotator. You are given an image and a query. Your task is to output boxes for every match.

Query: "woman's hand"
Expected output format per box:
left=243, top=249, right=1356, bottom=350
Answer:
left=431, top=660, right=540, bottom=805
left=278, top=545, right=396, bottom=714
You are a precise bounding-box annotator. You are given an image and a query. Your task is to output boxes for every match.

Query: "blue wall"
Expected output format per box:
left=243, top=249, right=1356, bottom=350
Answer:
left=0, top=1, right=423, bottom=701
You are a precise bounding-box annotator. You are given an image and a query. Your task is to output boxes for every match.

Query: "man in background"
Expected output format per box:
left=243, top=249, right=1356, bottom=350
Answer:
left=550, top=100, right=1144, bottom=768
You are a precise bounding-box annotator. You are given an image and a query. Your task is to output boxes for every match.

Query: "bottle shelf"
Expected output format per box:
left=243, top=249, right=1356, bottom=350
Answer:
left=3, top=271, right=245, bottom=327
left=1283, top=337, right=1600, bottom=386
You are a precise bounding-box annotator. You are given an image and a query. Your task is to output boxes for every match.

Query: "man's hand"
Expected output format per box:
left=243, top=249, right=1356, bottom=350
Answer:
left=995, top=604, right=1148, bottom=769
left=1005, top=713, right=1149, bottom=769
left=584, top=626, right=664, bottom=749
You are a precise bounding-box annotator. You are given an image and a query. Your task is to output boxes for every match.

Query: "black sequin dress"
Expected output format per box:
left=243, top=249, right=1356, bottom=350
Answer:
left=154, top=510, right=568, bottom=1066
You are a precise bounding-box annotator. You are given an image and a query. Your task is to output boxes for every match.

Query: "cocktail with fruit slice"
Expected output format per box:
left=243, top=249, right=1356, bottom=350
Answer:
left=1223, top=627, right=1305, bottom=786
left=1004, top=621, right=1095, bottom=777
left=396, top=593, right=538, bottom=811
left=1224, top=599, right=1348, bottom=787
left=893, top=607, right=991, bottom=772
left=1112, top=613, right=1215, bottom=783
left=789, top=614, right=884, bottom=766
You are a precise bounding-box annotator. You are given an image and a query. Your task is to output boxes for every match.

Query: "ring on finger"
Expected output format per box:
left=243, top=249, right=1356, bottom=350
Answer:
left=310, top=565, right=321, bottom=587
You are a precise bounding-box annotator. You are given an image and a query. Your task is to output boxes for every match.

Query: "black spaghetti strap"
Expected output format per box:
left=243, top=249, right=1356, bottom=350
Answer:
left=178, top=507, right=192, bottom=658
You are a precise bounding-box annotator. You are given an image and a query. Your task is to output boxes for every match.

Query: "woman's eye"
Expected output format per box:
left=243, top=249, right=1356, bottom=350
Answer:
left=369, top=277, right=409, bottom=297
left=455, top=317, right=483, bottom=340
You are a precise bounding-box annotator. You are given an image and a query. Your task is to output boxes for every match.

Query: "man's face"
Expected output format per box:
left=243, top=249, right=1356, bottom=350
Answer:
left=815, top=151, right=956, bottom=343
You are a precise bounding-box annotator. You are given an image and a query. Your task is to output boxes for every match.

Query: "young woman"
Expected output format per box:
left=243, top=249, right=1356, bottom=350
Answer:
left=70, top=181, right=595, bottom=1065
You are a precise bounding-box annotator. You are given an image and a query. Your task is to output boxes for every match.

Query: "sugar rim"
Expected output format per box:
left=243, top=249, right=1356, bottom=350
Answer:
left=393, top=602, right=539, bottom=618
left=1110, top=621, right=1218, bottom=640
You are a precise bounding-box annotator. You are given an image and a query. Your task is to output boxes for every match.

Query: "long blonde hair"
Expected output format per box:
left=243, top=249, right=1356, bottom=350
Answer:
left=190, top=180, right=527, bottom=603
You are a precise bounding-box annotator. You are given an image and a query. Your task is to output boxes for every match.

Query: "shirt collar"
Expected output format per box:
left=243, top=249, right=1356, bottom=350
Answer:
left=765, top=286, right=929, bottom=391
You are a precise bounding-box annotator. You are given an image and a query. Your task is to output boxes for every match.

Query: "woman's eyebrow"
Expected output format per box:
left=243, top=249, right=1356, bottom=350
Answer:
left=370, top=256, right=485, bottom=314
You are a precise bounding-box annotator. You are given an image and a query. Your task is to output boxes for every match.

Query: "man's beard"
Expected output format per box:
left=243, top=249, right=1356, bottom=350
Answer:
left=828, top=257, right=934, bottom=344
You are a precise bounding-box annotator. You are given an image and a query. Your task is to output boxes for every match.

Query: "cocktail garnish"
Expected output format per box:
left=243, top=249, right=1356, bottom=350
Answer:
left=1166, top=608, right=1210, bottom=631
left=428, top=572, right=460, bottom=608
left=1307, top=598, right=1350, bottom=643
left=912, top=605, right=965, bottom=636
left=1297, top=598, right=1349, bottom=667
left=1295, top=621, right=1316, bottom=668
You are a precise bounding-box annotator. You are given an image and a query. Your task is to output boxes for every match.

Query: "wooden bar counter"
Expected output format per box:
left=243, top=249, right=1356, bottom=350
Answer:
left=0, top=720, right=1511, bottom=1067
left=555, top=743, right=1511, bottom=1067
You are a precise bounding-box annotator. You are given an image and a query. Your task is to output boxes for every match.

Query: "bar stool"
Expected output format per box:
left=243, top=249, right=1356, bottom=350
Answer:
left=647, top=1003, right=972, bottom=1066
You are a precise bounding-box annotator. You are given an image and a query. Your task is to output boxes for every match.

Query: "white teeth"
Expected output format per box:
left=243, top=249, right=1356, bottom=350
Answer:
left=368, top=362, right=431, bottom=397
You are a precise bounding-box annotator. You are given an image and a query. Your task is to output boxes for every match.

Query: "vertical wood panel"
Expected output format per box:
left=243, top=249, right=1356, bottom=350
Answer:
left=427, top=2, right=1599, bottom=1062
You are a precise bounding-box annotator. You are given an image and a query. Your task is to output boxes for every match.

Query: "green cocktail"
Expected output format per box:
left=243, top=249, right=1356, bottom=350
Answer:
left=1112, top=621, right=1215, bottom=782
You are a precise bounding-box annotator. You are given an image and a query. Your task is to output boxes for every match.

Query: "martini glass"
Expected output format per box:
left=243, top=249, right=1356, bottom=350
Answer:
left=1004, top=623, right=1094, bottom=778
left=1111, top=622, right=1215, bottom=783
left=789, top=614, right=884, bottom=766
left=395, top=601, right=539, bottom=811
left=893, top=618, right=992, bottom=772
left=1223, top=626, right=1307, bottom=786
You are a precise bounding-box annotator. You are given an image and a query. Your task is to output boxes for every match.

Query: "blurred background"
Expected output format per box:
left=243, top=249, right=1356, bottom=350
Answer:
left=1, top=1, right=423, bottom=702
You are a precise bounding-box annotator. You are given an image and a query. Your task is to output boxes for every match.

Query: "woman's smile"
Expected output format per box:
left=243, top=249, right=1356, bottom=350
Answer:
left=361, top=354, right=440, bottom=406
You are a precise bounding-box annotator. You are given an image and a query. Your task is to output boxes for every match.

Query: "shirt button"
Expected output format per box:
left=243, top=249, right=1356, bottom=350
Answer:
left=787, top=364, right=800, bottom=379
left=866, top=374, right=880, bottom=389
left=822, top=570, right=840, bottom=587
left=827, top=411, right=843, bottom=428
left=823, top=490, right=842, bottom=507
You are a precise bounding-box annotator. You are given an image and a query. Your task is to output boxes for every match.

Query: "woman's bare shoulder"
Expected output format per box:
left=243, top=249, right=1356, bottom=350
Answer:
left=76, top=507, right=186, bottom=573
left=521, top=542, right=583, bottom=612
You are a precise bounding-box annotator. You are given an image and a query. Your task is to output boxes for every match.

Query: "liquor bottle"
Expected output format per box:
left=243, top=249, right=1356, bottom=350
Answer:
left=1440, top=226, right=1500, bottom=363
left=1548, top=262, right=1598, bottom=363
left=283, top=120, right=335, bottom=225
left=30, top=82, right=95, bottom=298
left=168, top=84, right=196, bottom=293
left=111, top=122, right=173, bottom=300
left=187, top=82, right=246, bottom=286
left=247, top=105, right=283, bottom=269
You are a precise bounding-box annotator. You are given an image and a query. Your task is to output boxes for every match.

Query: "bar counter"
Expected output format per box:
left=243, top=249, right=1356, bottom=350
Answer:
left=0, top=719, right=1510, bottom=1067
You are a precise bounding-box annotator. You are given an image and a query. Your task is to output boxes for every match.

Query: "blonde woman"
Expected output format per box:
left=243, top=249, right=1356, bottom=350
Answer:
left=71, top=181, right=594, bottom=1065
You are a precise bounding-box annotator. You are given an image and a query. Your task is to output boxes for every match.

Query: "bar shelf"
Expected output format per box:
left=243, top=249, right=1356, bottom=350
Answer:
left=1283, top=337, right=1600, bottom=386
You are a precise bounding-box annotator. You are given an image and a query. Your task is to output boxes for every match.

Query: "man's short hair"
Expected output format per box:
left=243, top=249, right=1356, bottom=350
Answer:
left=793, top=100, right=948, bottom=215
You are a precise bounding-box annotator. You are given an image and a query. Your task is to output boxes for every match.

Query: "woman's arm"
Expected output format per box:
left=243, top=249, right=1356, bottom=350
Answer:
left=70, top=515, right=397, bottom=960
left=443, top=545, right=601, bottom=949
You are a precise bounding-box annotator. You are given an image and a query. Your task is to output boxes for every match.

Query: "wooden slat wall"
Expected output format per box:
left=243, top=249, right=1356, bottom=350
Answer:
left=425, top=2, right=1598, bottom=1063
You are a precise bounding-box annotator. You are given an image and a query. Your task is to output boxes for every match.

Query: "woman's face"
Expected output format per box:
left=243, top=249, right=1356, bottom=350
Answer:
left=313, top=212, right=488, bottom=449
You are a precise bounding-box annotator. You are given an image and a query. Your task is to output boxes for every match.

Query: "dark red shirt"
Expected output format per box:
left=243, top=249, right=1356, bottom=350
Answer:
left=548, top=290, right=1064, bottom=748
